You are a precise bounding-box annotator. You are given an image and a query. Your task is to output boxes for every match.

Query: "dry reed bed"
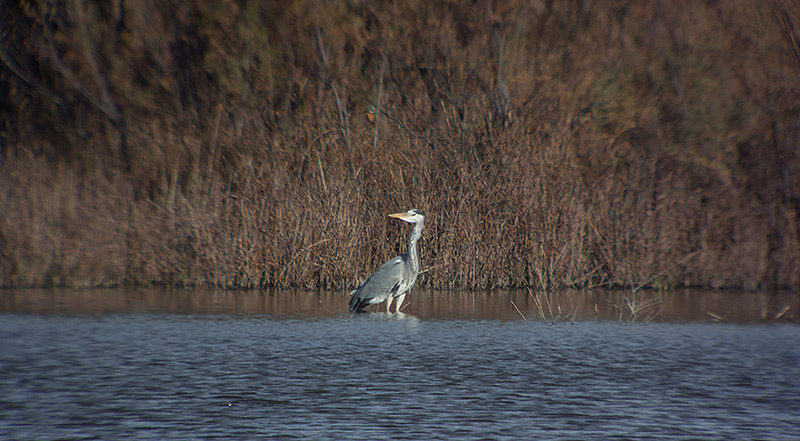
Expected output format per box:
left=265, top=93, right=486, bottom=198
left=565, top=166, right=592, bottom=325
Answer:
left=1, top=1, right=798, bottom=290
left=2, top=114, right=796, bottom=290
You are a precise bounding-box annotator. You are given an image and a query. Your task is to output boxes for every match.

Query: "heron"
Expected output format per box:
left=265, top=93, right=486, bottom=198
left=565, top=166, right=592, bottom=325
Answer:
left=349, top=209, right=425, bottom=313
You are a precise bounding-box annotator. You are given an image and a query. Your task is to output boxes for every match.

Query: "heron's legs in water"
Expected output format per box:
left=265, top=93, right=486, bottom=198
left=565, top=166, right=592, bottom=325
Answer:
left=386, top=297, right=394, bottom=313
left=394, top=294, right=406, bottom=313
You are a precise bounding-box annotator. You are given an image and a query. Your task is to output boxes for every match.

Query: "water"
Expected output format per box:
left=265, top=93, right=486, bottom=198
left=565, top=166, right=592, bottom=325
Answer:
left=2, top=289, right=799, bottom=440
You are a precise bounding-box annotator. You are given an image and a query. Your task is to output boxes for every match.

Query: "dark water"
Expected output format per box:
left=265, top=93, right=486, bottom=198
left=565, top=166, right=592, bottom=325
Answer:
left=2, top=289, right=800, bottom=440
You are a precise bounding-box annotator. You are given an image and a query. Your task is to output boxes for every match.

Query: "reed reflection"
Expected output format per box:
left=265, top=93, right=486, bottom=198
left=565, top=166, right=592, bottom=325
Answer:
left=1, top=288, right=796, bottom=324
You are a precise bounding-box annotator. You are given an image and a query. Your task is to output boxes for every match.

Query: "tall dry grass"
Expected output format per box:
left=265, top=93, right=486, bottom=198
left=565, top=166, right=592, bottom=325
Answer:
left=1, top=1, right=798, bottom=290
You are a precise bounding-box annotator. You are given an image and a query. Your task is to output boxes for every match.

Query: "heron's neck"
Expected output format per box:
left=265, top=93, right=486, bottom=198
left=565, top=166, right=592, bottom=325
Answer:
left=406, top=220, right=424, bottom=272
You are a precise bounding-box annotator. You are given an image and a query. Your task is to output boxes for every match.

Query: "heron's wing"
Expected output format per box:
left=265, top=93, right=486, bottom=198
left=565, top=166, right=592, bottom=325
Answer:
left=349, top=256, right=405, bottom=311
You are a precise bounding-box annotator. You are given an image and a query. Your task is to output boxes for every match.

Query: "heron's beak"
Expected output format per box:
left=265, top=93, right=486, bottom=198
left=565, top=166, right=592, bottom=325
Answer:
left=389, top=212, right=411, bottom=221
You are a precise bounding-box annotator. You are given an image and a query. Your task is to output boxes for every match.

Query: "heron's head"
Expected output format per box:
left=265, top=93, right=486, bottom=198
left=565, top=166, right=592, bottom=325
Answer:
left=389, top=209, right=425, bottom=224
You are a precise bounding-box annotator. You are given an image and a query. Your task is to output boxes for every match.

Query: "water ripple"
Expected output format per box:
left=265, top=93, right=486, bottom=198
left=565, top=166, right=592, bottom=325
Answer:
left=1, top=314, right=799, bottom=440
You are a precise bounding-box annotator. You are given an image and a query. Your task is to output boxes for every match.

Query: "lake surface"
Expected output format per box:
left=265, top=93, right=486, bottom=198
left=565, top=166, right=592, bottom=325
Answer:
left=1, top=289, right=799, bottom=440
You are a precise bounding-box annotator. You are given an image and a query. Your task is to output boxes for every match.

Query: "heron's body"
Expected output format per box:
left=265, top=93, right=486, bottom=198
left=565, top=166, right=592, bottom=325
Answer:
left=349, top=209, right=425, bottom=313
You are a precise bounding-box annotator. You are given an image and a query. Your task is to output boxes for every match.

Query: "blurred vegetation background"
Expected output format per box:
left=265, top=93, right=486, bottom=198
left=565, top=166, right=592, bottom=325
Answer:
left=1, top=0, right=798, bottom=291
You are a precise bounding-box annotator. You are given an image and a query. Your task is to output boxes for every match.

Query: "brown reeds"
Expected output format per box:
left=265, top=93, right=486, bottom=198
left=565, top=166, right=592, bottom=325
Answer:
left=1, top=1, right=799, bottom=290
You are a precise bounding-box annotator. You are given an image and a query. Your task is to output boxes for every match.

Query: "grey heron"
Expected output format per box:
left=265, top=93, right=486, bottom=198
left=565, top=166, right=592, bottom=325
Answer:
left=348, top=209, right=425, bottom=313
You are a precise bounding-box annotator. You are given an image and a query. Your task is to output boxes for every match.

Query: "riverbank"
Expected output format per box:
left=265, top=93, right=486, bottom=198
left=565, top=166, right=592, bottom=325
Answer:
left=2, top=1, right=798, bottom=290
